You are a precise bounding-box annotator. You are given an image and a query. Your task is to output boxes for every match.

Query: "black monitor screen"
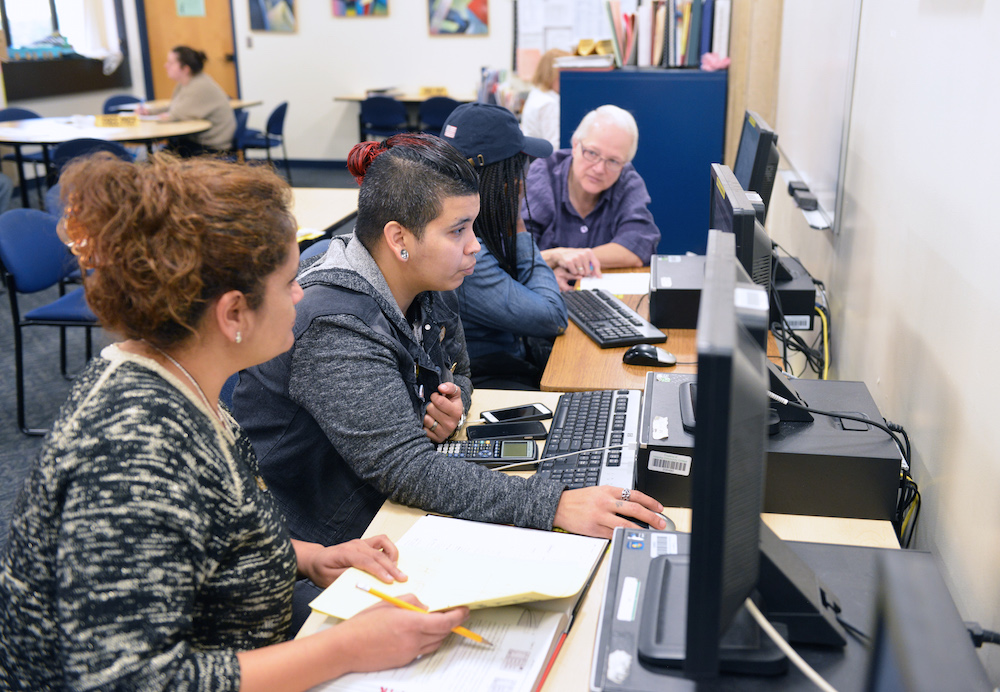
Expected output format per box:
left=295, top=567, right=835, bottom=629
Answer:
left=685, top=229, right=770, bottom=676
left=710, top=163, right=772, bottom=293
left=733, top=110, right=780, bottom=219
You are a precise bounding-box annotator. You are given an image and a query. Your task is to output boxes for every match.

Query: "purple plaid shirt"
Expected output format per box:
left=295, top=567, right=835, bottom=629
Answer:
left=522, top=149, right=661, bottom=264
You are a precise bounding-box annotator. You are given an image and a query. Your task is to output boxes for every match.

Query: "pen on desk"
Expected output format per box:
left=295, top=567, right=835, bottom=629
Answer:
left=355, top=583, right=493, bottom=647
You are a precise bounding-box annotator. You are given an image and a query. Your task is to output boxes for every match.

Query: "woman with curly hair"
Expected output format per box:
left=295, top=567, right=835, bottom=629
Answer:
left=0, top=153, right=467, bottom=691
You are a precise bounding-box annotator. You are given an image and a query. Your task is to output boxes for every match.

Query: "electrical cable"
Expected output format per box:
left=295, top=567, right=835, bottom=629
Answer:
left=744, top=598, right=839, bottom=692
left=814, top=305, right=829, bottom=379
left=490, top=443, right=625, bottom=473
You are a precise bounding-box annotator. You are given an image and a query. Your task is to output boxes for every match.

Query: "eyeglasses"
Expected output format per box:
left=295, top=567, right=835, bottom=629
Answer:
left=577, top=143, right=626, bottom=172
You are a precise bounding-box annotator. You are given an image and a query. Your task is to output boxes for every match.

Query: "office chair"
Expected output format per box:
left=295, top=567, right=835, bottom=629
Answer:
left=102, top=94, right=141, bottom=114
left=0, top=107, right=49, bottom=204
left=0, top=209, right=99, bottom=435
left=418, top=97, right=461, bottom=137
left=300, top=238, right=331, bottom=262
left=230, top=110, right=250, bottom=162
left=359, top=96, right=410, bottom=141
left=242, top=101, right=293, bottom=182
left=44, top=139, right=134, bottom=216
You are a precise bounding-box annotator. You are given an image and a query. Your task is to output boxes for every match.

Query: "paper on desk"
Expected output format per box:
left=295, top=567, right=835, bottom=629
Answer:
left=296, top=227, right=324, bottom=241
left=309, top=515, right=606, bottom=619
left=579, top=272, right=651, bottom=295
left=310, top=605, right=565, bottom=692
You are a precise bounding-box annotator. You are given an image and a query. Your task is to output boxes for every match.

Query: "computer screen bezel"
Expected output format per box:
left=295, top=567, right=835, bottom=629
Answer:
left=733, top=109, right=780, bottom=219
left=709, top=163, right=772, bottom=295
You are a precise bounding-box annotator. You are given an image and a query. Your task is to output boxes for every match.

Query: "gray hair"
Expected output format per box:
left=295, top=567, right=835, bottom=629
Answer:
left=571, top=105, right=639, bottom=161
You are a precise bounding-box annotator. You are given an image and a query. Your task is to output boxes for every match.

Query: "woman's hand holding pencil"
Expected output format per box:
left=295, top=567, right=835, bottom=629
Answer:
left=357, top=583, right=494, bottom=647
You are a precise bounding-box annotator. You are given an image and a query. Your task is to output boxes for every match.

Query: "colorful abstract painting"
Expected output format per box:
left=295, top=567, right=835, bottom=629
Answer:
left=249, top=0, right=296, bottom=32
left=333, top=0, right=388, bottom=17
left=429, top=0, right=488, bottom=35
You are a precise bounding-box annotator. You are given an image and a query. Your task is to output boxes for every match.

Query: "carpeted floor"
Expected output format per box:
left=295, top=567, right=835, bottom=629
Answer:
left=0, top=161, right=355, bottom=549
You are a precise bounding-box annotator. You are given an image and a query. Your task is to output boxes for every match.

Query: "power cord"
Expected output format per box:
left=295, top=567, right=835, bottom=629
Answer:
left=744, top=598, right=840, bottom=692
left=966, top=622, right=1000, bottom=648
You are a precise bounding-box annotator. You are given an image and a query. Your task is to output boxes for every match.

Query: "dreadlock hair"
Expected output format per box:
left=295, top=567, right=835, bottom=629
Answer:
left=473, top=152, right=532, bottom=280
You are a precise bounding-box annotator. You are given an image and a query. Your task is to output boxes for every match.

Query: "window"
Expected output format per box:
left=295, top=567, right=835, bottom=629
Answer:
left=0, top=0, right=131, bottom=101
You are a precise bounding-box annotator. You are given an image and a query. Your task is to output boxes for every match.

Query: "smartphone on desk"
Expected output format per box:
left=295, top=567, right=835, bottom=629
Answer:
left=465, top=420, right=548, bottom=441
left=480, top=402, right=553, bottom=424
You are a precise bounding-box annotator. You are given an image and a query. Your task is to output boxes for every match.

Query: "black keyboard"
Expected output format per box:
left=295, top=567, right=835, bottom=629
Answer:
left=563, top=288, right=666, bottom=348
left=535, top=389, right=641, bottom=489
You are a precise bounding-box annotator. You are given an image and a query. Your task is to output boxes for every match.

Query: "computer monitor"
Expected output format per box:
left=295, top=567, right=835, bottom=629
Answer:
left=733, top=110, right=780, bottom=220
left=710, top=163, right=772, bottom=295
left=865, top=550, right=992, bottom=692
left=637, top=230, right=846, bottom=678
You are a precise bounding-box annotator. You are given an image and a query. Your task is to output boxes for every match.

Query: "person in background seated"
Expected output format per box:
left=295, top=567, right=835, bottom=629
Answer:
left=137, top=46, right=236, bottom=157
left=523, top=104, right=661, bottom=291
left=519, top=48, right=571, bottom=151
left=0, top=153, right=467, bottom=690
left=441, top=102, right=567, bottom=389
left=233, top=133, right=666, bottom=603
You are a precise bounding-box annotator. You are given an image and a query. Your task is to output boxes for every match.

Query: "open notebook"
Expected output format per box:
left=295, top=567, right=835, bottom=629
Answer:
left=306, top=515, right=607, bottom=692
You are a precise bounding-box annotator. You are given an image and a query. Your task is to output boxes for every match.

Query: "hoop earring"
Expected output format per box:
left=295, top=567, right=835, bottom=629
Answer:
left=400, top=249, right=409, bottom=261
left=235, top=331, right=242, bottom=344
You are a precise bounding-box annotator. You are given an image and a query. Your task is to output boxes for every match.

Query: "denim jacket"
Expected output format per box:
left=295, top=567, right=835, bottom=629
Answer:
left=457, top=232, right=567, bottom=360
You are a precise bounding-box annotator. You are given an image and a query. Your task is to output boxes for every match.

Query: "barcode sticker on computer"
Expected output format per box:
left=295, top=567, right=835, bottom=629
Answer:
left=648, top=451, right=691, bottom=476
left=785, top=315, right=812, bottom=331
left=651, top=533, right=678, bottom=557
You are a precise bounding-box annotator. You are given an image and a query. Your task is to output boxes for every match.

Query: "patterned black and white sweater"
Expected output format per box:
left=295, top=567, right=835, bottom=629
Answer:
left=0, top=345, right=298, bottom=691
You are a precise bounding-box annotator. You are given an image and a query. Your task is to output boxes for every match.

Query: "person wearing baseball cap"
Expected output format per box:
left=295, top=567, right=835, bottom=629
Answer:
left=442, top=103, right=568, bottom=390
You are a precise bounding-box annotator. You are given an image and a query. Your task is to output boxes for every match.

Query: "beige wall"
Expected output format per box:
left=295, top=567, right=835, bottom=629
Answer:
left=767, top=0, right=1000, bottom=681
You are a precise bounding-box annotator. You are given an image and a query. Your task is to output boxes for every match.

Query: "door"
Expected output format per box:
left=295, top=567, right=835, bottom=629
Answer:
left=140, top=0, right=238, bottom=100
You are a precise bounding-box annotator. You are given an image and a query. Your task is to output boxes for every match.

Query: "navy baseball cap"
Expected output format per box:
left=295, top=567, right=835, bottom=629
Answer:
left=441, top=102, right=553, bottom=167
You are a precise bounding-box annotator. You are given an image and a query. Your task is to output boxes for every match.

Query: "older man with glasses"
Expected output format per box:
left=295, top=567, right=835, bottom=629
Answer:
left=522, top=104, right=661, bottom=291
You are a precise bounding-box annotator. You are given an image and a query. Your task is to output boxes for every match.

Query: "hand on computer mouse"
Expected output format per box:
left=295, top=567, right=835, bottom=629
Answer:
left=623, top=343, right=676, bottom=367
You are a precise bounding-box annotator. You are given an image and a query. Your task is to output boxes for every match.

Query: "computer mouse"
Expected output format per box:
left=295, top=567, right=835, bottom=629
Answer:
left=628, top=512, right=677, bottom=532
left=623, top=343, right=676, bottom=367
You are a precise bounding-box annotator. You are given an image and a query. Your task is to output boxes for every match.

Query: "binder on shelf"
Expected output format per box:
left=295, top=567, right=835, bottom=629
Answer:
left=700, top=0, right=715, bottom=57
left=637, top=1, right=654, bottom=67
left=713, top=0, right=731, bottom=58
left=685, top=0, right=703, bottom=66
left=605, top=0, right=624, bottom=67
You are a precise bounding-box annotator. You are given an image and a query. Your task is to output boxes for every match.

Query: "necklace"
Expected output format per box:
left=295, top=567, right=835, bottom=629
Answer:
left=142, top=340, right=226, bottom=427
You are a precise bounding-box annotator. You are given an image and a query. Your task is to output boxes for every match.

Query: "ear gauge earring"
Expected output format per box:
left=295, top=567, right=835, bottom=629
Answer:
left=235, top=331, right=242, bottom=344
left=400, top=249, right=409, bottom=261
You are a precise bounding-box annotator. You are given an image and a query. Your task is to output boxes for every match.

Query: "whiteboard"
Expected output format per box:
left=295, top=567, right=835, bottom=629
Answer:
left=774, top=0, right=862, bottom=232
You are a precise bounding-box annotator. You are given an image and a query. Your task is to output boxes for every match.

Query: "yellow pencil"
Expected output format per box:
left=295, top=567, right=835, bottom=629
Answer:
left=355, top=583, right=494, bottom=647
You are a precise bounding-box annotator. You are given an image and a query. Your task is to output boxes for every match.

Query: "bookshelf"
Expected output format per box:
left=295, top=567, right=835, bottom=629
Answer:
left=560, top=67, right=727, bottom=256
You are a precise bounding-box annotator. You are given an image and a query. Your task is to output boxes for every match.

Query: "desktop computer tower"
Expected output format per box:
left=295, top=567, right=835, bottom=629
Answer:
left=650, top=254, right=818, bottom=332
left=772, top=256, right=816, bottom=330
left=635, top=373, right=901, bottom=520
left=648, top=254, right=704, bottom=329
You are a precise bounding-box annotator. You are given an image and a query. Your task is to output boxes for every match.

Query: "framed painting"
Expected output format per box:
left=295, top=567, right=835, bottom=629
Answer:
left=429, top=0, right=488, bottom=35
left=249, top=0, right=297, bottom=32
left=333, top=0, right=388, bottom=17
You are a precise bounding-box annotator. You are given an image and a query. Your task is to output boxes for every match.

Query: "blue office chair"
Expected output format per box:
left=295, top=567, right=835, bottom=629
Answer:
left=102, top=94, right=141, bottom=114
left=0, top=107, right=49, bottom=204
left=418, top=97, right=461, bottom=137
left=359, top=96, right=410, bottom=141
left=230, top=110, right=250, bottom=161
left=44, top=139, right=135, bottom=217
left=0, top=209, right=99, bottom=435
left=242, top=101, right=292, bottom=182
left=300, top=238, right=331, bottom=262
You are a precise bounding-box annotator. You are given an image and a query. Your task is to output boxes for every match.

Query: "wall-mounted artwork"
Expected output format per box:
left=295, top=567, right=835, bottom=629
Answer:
left=334, top=0, right=388, bottom=17
left=249, top=0, right=297, bottom=32
left=429, top=0, right=488, bottom=35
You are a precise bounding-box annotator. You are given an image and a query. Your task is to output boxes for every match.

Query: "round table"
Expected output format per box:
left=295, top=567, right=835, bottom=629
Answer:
left=0, top=116, right=211, bottom=208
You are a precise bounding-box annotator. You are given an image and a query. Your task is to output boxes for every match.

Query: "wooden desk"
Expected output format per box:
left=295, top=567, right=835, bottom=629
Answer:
left=290, top=187, right=359, bottom=237
left=114, top=98, right=264, bottom=114
left=296, top=389, right=898, bottom=690
left=541, top=284, right=781, bottom=392
left=0, top=116, right=211, bottom=208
